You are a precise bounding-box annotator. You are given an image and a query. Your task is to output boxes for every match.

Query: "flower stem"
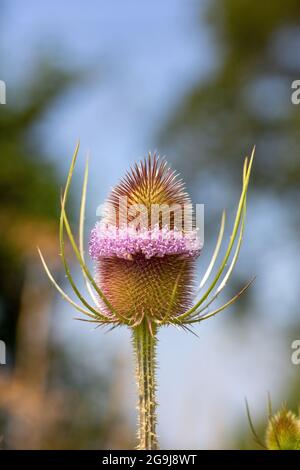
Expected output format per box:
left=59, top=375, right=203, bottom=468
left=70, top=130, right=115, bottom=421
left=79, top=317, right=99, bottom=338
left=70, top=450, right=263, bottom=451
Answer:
left=132, top=321, right=159, bottom=450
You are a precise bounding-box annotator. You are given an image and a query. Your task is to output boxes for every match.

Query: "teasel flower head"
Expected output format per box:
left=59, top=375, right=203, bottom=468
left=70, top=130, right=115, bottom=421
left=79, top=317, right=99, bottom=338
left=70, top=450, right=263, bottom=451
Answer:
left=39, top=143, right=254, bottom=449
left=266, top=406, right=300, bottom=450
left=89, top=154, right=201, bottom=325
left=246, top=398, right=300, bottom=450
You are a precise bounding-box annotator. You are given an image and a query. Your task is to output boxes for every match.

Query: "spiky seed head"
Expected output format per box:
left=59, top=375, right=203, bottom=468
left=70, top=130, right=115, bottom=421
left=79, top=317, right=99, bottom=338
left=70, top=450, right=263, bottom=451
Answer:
left=89, top=153, right=201, bottom=323
left=266, top=406, right=300, bottom=450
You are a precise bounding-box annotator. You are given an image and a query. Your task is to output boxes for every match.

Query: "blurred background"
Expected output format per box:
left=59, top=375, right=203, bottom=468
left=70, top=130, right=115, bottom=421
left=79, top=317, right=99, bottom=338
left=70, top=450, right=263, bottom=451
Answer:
left=0, top=0, right=300, bottom=449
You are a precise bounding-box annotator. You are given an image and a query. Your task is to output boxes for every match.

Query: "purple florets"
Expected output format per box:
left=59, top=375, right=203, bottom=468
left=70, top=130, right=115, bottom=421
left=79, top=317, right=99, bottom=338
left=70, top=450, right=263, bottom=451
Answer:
left=89, top=223, right=202, bottom=260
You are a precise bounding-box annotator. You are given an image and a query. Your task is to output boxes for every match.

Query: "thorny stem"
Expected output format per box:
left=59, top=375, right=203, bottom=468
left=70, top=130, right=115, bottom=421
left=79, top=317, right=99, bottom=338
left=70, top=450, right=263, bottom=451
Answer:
left=132, top=321, right=159, bottom=450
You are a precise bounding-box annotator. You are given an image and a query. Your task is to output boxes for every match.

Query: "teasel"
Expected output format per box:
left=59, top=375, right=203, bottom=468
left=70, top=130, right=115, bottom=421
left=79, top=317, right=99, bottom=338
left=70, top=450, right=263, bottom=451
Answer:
left=266, top=407, right=300, bottom=450
left=39, top=143, right=254, bottom=449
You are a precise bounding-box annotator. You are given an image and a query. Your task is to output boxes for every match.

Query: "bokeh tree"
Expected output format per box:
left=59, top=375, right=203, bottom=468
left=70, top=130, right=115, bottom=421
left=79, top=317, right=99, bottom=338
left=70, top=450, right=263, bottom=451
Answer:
left=0, top=5, right=134, bottom=449
left=0, top=61, right=76, bottom=361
